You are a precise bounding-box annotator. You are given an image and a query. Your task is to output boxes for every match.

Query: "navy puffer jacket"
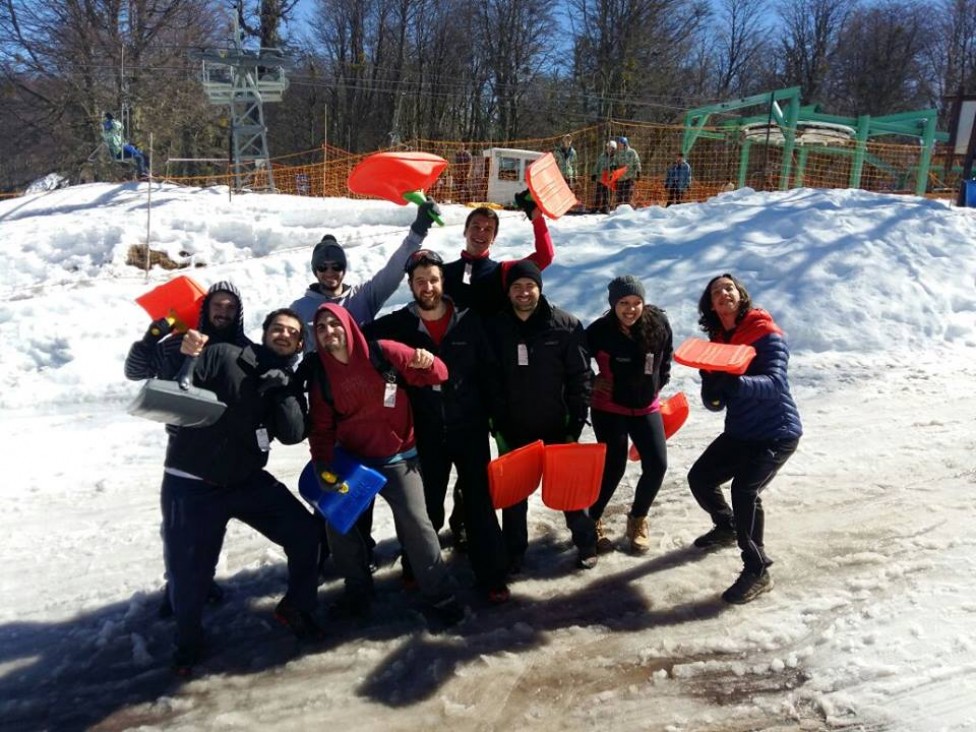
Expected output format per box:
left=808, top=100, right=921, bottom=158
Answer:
left=703, top=309, right=802, bottom=442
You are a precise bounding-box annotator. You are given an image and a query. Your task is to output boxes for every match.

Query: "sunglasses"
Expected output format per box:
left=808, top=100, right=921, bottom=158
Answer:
left=404, top=249, right=444, bottom=273
left=315, top=262, right=344, bottom=273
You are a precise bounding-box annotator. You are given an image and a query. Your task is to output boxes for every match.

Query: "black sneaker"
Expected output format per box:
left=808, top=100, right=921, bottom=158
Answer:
left=693, top=524, right=736, bottom=549
left=722, top=569, right=773, bottom=604
left=171, top=643, right=201, bottom=677
left=576, top=549, right=598, bottom=570
left=427, top=595, right=466, bottom=627
left=329, top=592, right=373, bottom=622
left=274, top=598, right=325, bottom=641
left=513, top=189, right=537, bottom=218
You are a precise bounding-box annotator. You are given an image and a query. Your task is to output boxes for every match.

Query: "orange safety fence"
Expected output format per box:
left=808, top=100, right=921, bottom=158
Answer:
left=156, top=123, right=966, bottom=208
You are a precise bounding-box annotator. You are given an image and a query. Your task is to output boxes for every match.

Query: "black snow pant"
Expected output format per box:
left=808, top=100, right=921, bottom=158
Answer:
left=414, top=426, right=508, bottom=590
left=589, top=408, right=667, bottom=520
left=687, top=433, right=799, bottom=574
left=161, top=470, right=319, bottom=649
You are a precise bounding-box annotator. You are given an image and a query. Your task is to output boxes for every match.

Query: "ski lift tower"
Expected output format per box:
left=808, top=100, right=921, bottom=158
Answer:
left=192, top=8, right=293, bottom=191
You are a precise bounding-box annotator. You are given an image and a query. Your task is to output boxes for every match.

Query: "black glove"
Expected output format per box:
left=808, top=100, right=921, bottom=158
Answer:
left=257, top=368, right=291, bottom=396
left=635, top=172, right=641, bottom=180
left=411, top=196, right=442, bottom=237
left=142, top=317, right=173, bottom=344
left=566, top=415, right=587, bottom=442
left=590, top=174, right=597, bottom=182
left=701, top=371, right=738, bottom=410
left=513, top=189, right=537, bottom=218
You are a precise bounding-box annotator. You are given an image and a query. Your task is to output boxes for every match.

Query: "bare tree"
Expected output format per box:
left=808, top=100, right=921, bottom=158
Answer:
left=828, top=1, right=934, bottom=116
left=710, top=0, right=773, bottom=97
left=777, top=0, right=854, bottom=103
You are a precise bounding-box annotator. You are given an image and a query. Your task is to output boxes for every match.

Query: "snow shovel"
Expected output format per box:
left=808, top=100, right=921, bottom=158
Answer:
left=298, top=449, right=387, bottom=534
left=525, top=152, right=578, bottom=219
left=347, top=151, right=447, bottom=226
left=673, top=338, right=756, bottom=375
left=135, top=275, right=207, bottom=335
left=488, top=439, right=545, bottom=510
left=600, top=166, right=628, bottom=192
left=541, top=442, right=606, bottom=511
left=127, top=355, right=227, bottom=427
left=629, top=391, right=690, bottom=461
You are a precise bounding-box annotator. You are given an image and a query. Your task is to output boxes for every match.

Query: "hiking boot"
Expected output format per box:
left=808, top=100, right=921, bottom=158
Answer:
left=693, top=523, right=736, bottom=549
left=427, top=595, right=466, bottom=627
left=171, top=642, right=201, bottom=677
left=274, top=598, right=326, bottom=641
left=514, top=188, right=537, bottom=218
left=722, top=569, right=773, bottom=605
left=595, top=519, right=614, bottom=554
left=626, top=514, right=650, bottom=554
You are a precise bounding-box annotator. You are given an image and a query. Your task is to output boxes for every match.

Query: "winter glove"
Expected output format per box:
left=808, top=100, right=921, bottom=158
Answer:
left=314, top=461, right=349, bottom=494
left=566, top=414, right=587, bottom=443
left=142, top=316, right=174, bottom=344
left=257, top=368, right=291, bottom=396
left=411, top=196, right=442, bottom=237
left=700, top=371, right=738, bottom=411
left=590, top=174, right=597, bottom=182
left=513, top=189, right=537, bottom=218
left=635, top=172, right=641, bottom=180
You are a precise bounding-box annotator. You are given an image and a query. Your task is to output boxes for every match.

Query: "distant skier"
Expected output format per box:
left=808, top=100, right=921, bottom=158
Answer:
left=101, top=112, right=149, bottom=179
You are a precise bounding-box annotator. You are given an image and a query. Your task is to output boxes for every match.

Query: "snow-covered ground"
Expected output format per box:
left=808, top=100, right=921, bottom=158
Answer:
left=1, top=182, right=975, bottom=731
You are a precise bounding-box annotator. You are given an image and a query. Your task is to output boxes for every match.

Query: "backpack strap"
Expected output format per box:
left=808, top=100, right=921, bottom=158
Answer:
left=302, top=341, right=403, bottom=417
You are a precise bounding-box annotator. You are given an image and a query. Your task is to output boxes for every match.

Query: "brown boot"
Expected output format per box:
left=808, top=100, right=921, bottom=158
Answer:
left=626, top=515, right=650, bottom=554
left=595, top=518, right=614, bottom=554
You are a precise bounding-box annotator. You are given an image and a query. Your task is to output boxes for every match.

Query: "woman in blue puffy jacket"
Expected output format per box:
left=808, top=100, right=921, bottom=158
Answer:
left=687, top=273, right=802, bottom=604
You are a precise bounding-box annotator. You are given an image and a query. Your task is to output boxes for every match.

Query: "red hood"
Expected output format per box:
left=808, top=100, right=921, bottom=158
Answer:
left=314, top=302, right=370, bottom=372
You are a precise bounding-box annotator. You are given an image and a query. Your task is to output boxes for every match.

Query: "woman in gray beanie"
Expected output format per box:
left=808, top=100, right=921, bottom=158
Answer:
left=584, top=275, right=673, bottom=553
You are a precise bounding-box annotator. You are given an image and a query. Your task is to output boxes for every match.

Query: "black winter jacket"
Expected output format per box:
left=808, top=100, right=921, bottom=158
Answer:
left=363, top=300, right=497, bottom=438
left=484, top=296, right=592, bottom=445
left=442, top=256, right=508, bottom=317
left=163, top=343, right=306, bottom=486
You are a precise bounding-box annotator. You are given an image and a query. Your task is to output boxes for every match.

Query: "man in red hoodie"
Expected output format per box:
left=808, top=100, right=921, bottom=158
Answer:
left=306, top=303, right=464, bottom=625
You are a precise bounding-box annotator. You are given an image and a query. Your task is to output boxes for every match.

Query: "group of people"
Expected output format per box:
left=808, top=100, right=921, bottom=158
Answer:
left=125, top=191, right=801, bottom=676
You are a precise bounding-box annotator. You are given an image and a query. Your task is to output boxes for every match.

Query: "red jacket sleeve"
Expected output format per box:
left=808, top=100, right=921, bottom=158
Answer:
left=377, top=339, right=449, bottom=386
left=527, top=215, right=554, bottom=270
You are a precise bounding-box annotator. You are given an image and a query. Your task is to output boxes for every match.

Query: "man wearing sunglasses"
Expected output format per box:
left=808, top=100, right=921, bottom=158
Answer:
left=290, top=198, right=441, bottom=350
left=365, top=249, right=510, bottom=604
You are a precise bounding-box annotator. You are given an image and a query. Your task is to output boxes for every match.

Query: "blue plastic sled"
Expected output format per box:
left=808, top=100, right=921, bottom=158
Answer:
left=298, top=449, right=387, bottom=534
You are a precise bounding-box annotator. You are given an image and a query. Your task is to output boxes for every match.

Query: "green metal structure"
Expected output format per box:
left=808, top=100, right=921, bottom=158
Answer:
left=681, top=87, right=949, bottom=196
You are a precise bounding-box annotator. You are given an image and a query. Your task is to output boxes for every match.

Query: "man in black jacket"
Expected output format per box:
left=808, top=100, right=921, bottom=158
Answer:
left=125, top=281, right=250, bottom=616
left=484, top=260, right=598, bottom=571
left=161, top=308, right=321, bottom=675
left=364, top=250, right=510, bottom=603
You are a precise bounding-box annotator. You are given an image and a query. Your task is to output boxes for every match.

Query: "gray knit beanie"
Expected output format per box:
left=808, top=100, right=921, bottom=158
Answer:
left=607, top=275, right=645, bottom=307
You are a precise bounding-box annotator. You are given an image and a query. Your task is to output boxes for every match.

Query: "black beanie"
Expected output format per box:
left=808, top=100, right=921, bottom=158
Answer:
left=505, top=260, right=543, bottom=291
left=311, top=235, right=347, bottom=271
left=607, top=275, right=645, bottom=307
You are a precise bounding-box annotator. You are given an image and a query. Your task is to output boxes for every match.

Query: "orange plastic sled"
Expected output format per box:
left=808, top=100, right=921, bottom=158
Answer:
left=525, top=152, right=578, bottom=219
left=135, top=275, right=207, bottom=333
left=673, top=337, right=756, bottom=375
left=488, top=440, right=545, bottom=510
left=600, top=166, right=628, bottom=192
left=347, top=152, right=447, bottom=223
left=541, top=442, right=606, bottom=511
left=628, top=391, right=690, bottom=461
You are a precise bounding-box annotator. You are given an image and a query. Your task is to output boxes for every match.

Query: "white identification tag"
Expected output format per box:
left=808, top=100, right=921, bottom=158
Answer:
left=432, top=384, right=442, bottom=392
left=383, top=381, right=398, bottom=408
left=517, top=343, right=529, bottom=366
left=463, top=262, right=472, bottom=285
left=644, top=353, right=654, bottom=375
left=256, top=427, right=270, bottom=452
